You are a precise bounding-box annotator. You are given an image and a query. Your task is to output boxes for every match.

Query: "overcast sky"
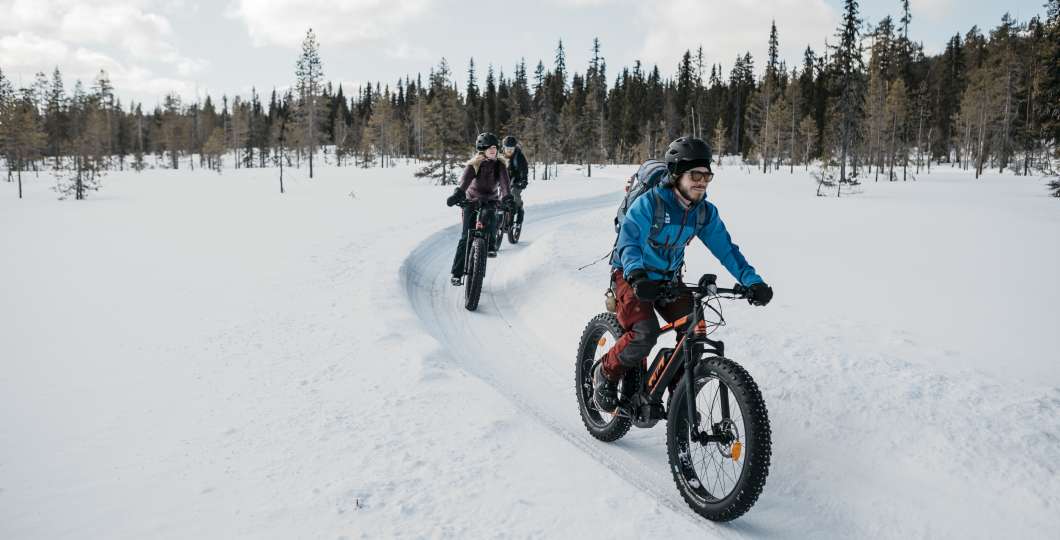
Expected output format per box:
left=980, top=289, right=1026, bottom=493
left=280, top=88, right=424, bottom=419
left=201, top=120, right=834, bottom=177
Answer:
left=0, top=0, right=1048, bottom=108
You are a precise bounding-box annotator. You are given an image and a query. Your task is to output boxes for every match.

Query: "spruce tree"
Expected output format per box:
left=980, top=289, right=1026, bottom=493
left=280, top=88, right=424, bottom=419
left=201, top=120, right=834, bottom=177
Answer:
left=295, top=28, right=324, bottom=178
left=831, top=0, right=866, bottom=189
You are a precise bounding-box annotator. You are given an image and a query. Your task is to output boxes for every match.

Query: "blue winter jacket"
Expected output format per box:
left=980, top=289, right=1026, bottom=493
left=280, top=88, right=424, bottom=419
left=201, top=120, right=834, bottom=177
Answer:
left=611, top=186, right=764, bottom=286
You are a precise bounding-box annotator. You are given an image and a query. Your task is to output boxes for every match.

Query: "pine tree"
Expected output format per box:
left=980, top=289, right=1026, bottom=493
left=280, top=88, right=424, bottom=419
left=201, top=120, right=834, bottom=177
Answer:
left=465, top=58, right=480, bottom=138
left=203, top=127, right=226, bottom=172
left=583, top=38, right=607, bottom=176
left=160, top=93, right=184, bottom=169
left=884, top=78, right=910, bottom=180
left=366, top=86, right=398, bottom=167
left=45, top=67, right=67, bottom=166
left=93, top=70, right=115, bottom=163
left=1, top=85, right=47, bottom=198
left=416, top=59, right=466, bottom=184
left=295, top=28, right=324, bottom=178
left=0, top=67, right=14, bottom=181
left=989, top=14, right=1023, bottom=173
left=831, top=0, right=866, bottom=190
left=58, top=88, right=107, bottom=200
left=1040, top=0, right=1060, bottom=157
left=761, top=21, right=780, bottom=172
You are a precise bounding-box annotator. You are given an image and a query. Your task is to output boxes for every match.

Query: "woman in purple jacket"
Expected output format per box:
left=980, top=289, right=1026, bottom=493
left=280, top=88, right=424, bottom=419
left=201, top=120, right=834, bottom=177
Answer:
left=445, top=132, right=514, bottom=285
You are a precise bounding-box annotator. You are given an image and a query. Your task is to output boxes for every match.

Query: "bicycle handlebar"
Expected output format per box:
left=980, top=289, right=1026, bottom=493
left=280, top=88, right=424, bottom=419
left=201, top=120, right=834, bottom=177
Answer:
left=456, top=198, right=500, bottom=208
left=672, top=274, right=750, bottom=299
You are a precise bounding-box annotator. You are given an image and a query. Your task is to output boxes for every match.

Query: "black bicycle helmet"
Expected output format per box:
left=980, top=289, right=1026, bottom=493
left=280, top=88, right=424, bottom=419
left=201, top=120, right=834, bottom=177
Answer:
left=664, top=136, right=713, bottom=176
left=502, top=135, right=518, bottom=148
left=476, top=132, right=500, bottom=151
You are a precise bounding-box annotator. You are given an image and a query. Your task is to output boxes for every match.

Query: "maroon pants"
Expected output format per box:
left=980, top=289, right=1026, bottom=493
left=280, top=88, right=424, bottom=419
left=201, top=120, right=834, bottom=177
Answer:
left=601, top=270, right=693, bottom=381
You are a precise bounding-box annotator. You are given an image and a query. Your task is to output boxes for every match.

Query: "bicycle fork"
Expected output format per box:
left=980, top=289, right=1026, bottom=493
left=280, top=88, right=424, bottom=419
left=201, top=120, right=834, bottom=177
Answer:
left=684, top=295, right=735, bottom=446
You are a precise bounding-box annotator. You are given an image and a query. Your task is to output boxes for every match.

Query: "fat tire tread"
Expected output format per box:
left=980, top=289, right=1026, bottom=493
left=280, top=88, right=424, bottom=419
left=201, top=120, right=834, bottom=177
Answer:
left=575, top=313, right=634, bottom=442
left=464, top=237, right=487, bottom=311
left=507, top=221, right=521, bottom=244
left=665, top=357, right=771, bottom=521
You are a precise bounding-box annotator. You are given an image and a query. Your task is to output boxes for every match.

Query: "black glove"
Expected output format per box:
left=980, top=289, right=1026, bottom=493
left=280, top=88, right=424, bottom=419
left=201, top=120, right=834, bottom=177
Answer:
left=747, top=282, right=773, bottom=306
left=515, top=180, right=528, bottom=190
left=625, top=269, right=660, bottom=302
left=446, top=188, right=465, bottom=207
left=501, top=194, right=515, bottom=211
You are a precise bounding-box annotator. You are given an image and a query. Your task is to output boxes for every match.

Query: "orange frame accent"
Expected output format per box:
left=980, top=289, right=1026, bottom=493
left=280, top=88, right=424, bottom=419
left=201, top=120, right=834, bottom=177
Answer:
left=658, top=316, right=688, bottom=333
left=647, top=335, right=685, bottom=392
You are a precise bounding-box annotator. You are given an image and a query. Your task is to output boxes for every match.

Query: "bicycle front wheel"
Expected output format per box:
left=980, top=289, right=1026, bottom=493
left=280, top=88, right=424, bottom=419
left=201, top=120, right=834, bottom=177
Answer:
left=464, top=236, right=487, bottom=311
left=666, top=357, right=771, bottom=521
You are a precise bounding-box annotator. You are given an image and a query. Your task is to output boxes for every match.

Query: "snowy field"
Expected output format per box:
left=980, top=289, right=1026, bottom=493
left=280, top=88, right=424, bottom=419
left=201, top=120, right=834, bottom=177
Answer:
left=1, top=160, right=1058, bottom=538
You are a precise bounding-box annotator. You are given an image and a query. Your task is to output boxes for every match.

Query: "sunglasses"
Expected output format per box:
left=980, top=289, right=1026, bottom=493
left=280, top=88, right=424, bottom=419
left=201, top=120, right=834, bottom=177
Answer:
left=687, top=170, right=715, bottom=183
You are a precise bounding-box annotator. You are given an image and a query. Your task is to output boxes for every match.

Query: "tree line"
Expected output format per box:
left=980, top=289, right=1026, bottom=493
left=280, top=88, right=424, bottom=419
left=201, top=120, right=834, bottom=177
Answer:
left=1, top=0, right=1058, bottom=199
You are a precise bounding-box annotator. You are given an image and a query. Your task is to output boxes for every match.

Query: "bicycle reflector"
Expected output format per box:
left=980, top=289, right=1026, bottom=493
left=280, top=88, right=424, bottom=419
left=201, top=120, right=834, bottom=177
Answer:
left=598, top=336, right=608, bottom=347
left=731, top=441, right=743, bottom=461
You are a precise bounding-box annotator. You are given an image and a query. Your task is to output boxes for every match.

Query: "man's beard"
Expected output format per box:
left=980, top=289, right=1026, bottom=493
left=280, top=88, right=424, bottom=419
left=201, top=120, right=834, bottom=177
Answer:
left=677, top=185, right=705, bottom=202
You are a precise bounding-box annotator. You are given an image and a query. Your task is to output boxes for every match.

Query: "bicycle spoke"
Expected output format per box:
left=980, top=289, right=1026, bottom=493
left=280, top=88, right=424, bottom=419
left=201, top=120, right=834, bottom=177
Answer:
left=683, top=375, right=746, bottom=502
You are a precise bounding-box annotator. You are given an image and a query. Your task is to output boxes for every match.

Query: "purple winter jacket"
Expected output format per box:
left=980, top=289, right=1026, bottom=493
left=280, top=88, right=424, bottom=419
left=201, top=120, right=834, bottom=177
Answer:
left=459, top=154, right=511, bottom=202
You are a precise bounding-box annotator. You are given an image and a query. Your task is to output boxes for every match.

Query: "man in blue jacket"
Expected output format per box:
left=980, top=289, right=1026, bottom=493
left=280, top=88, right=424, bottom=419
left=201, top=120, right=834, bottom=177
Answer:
left=595, top=137, right=774, bottom=412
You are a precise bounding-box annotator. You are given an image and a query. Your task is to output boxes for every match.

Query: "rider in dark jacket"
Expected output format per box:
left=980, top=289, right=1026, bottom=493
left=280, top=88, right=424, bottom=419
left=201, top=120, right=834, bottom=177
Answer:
left=502, top=135, right=529, bottom=224
left=446, top=132, right=514, bottom=285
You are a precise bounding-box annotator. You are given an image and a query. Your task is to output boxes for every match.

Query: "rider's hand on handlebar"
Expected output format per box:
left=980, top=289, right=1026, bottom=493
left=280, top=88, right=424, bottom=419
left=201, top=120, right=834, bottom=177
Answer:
left=626, top=269, right=661, bottom=302
left=747, top=282, right=773, bottom=306
left=446, top=188, right=466, bottom=207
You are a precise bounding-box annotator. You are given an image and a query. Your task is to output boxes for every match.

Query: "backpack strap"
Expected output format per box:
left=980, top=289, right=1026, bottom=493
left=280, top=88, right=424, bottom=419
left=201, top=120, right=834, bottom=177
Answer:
left=649, top=187, right=666, bottom=240
left=695, top=201, right=710, bottom=234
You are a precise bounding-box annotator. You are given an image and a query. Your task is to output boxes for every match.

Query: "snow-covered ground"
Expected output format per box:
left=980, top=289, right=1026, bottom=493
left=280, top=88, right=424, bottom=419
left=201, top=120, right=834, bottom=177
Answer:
left=1, top=159, right=1058, bottom=538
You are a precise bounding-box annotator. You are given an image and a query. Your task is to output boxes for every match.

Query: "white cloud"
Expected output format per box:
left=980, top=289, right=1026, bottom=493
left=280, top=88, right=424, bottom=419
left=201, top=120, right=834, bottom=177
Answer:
left=0, top=1, right=206, bottom=71
left=0, top=0, right=205, bottom=104
left=0, top=31, right=195, bottom=101
left=229, top=0, right=431, bottom=48
left=637, top=0, right=838, bottom=77
left=0, top=32, right=70, bottom=70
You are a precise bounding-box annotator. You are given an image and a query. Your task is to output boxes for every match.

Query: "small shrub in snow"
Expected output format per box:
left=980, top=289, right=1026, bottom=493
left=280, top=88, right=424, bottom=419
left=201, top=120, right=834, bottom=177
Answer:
left=54, top=156, right=104, bottom=200
left=812, top=166, right=837, bottom=197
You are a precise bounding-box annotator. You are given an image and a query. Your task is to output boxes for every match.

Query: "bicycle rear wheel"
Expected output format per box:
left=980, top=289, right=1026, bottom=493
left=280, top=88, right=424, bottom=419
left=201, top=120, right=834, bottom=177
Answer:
left=507, top=219, right=521, bottom=244
left=575, top=313, right=638, bottom=442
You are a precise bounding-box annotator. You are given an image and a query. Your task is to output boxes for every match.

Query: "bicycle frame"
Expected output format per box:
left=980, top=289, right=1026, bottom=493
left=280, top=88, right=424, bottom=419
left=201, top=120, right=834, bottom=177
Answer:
left=628, top=275, right=741, bottom=441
